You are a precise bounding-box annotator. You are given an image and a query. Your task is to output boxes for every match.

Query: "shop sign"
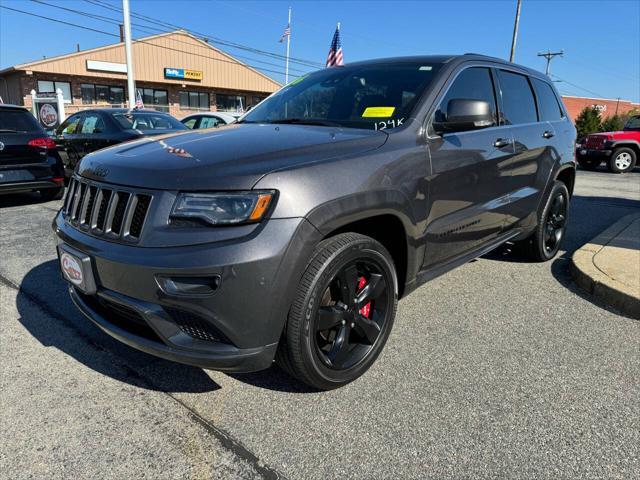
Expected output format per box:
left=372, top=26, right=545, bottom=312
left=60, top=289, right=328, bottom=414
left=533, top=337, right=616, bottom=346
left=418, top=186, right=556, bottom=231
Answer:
left=164, top=67, right=203, bottom=81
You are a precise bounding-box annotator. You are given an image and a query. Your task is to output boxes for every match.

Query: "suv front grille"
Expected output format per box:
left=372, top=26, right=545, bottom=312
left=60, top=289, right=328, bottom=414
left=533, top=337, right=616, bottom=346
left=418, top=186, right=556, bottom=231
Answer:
left=585, top=135, right=605, bottom=149
left=63, top=177, right=152, bottom=243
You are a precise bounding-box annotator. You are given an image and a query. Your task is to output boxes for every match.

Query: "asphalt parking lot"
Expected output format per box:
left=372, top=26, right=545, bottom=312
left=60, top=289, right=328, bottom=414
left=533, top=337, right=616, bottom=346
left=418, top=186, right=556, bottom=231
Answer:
left=1, top=168, right=639, bottom=479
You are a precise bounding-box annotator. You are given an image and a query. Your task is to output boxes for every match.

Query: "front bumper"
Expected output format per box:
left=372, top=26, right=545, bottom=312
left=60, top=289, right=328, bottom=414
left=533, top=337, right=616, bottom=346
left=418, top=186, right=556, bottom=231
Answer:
left=577, top=148, right=612, bottom=160
left=54, top=211, right=321, bottom=372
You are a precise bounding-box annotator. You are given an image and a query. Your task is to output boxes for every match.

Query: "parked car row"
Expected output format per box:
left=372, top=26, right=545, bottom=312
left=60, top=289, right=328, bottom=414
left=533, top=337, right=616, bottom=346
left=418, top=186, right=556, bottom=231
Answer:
left=1, top=106, right=237, bottom=198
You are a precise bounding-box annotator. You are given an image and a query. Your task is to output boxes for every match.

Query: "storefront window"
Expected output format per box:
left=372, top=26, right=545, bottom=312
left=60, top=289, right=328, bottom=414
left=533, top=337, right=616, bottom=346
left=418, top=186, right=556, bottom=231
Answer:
left=37, top=80, right=71, bottom=103
left=110, top=87, right=124, bottom=105
left=179, top=91, right=210, bottom=110
left=138, top=88, right=169, bottom=112
left=251, top=96, right=266, bottom=107
left=81, top=84, right=95, bottom=104
left=96, top=85, right=109, bottom=103
left=216, top=94, right=245, bottom=112
left=81, top=84, right=125, bottom=105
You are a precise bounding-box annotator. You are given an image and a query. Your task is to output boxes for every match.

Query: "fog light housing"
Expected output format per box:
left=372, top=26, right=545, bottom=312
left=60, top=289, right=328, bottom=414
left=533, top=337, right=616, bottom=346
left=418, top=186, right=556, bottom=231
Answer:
left=156, top=275, right=221, bottom=296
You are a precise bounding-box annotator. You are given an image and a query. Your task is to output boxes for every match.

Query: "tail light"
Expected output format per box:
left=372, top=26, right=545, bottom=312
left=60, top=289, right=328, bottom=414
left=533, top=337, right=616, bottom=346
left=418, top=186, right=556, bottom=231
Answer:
left=28, top=137, right=57, bottom=149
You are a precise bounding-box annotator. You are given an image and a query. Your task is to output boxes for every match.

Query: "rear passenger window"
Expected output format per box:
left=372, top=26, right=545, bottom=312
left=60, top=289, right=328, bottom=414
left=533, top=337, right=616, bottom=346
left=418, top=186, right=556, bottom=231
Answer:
left=80, top=114, right=105, bottom=134
left=434, top=67, right=498, bottom=129
left=531, top=78, right=563, bottom=121
left=497, top=70, right=537, bottom=125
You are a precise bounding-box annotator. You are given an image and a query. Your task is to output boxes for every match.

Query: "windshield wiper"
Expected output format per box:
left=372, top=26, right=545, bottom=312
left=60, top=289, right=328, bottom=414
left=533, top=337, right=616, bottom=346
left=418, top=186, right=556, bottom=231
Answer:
left=268, top=118, right=341, bottom=127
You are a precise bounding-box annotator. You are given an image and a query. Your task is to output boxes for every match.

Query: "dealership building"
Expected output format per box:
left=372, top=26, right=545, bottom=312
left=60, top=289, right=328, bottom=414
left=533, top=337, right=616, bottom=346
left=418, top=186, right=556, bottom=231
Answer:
left=561, top=95, right=640, bottom=121
left=0, top=30, right=281, bottom=119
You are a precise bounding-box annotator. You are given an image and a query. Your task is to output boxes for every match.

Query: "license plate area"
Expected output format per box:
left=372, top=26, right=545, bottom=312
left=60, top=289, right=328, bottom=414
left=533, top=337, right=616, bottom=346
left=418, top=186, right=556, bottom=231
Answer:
left=0, top=169, right=36, bottom=183
left=58, top=245, right=97, bottom=295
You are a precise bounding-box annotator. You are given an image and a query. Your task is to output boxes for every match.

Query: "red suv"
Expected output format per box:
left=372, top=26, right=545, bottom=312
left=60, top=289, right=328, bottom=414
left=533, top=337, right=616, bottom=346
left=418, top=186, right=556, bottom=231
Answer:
left=577, top=115, right=640, bottom=173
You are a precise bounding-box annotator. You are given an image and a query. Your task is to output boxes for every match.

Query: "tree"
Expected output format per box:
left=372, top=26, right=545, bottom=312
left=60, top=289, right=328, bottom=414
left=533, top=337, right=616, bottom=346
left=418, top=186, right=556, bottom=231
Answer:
left=575, top=106, right=601, bottom=140
left=601, top=114, right=626, bottom=132
left=600, top=109, right=640, bottom=133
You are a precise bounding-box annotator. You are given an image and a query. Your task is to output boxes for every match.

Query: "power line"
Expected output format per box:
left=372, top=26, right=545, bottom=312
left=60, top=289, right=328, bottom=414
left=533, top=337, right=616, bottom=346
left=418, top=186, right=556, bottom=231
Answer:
left=550, top=74, right=606, bottom=99
left=0, top=4, right=303, bottom=80
left=29, top=0, right=313, bottom=75
left=83, top=0, right=324, bottom=69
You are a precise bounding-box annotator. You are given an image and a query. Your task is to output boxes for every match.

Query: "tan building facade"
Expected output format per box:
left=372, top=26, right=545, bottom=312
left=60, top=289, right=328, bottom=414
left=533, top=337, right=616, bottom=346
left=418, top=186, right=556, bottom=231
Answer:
left=0, top=30, right=281, bottom=119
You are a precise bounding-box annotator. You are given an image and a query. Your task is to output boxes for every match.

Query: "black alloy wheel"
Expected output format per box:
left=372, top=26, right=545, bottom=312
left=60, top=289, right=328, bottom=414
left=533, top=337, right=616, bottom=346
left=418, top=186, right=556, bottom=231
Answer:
left=277, top=233, right=397, bottom=390
left=314, top=259, right=389, bottom=370
left=516, top=180, right=570, bottom=262
left=543, top=192, right=567, bottom=256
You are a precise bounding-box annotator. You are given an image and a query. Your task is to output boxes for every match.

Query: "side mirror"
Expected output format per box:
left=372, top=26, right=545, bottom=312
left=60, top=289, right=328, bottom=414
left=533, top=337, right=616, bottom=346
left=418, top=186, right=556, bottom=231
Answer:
left=433, top=99, right=494, bottom=134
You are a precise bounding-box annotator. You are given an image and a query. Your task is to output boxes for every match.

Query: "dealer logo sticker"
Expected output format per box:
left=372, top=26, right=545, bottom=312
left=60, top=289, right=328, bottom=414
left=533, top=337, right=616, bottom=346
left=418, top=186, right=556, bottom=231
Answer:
left=61, top=253, right=83, bottom=285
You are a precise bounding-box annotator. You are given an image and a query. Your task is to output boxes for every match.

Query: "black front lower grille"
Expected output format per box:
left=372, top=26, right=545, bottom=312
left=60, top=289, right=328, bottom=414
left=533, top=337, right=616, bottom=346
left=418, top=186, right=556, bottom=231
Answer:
left=77, top=291, right=163, bottom=343
left=63, top=177, right=152, bottom=242
left=163, top=307, right=226, bottom=343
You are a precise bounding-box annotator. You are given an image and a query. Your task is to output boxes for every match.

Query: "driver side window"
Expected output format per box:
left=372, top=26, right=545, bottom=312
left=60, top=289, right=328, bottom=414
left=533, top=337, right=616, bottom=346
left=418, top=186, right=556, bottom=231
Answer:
left=434, top=67, right=498, bottom=131
left=59, top=114, right=82, bottom=135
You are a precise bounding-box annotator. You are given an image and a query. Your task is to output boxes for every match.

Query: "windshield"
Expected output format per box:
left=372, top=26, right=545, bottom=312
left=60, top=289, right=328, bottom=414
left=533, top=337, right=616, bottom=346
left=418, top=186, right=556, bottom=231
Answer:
left=112, top=112, right=187, bottom=131
left=623, top=115, right=640, bottom=131
left=242, top=62, right=443, bottom=130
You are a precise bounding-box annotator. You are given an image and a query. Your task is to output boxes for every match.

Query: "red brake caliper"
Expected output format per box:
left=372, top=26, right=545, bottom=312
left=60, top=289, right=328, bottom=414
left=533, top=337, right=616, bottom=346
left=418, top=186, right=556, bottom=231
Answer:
left=357, top=276, right=372, bottom=318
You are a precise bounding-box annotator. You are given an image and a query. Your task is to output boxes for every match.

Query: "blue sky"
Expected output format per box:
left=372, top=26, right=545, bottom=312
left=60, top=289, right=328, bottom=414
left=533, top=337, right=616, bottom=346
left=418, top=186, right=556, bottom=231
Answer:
left=1, top=0, right=638, bottom=102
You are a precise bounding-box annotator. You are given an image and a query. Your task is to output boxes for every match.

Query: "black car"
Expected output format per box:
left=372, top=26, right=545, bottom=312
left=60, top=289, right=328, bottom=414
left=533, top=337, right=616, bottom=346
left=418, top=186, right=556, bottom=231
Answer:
left=54, top=55, right=576, bottom=390
left=0, top=104, right=65, bottom=200
left=54, top=108, right=188, bottom=178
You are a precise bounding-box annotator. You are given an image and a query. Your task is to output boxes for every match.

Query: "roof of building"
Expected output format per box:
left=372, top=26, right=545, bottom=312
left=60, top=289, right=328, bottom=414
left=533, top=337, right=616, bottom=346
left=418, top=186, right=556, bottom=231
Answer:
left=0, top=30, right=281, bottom=93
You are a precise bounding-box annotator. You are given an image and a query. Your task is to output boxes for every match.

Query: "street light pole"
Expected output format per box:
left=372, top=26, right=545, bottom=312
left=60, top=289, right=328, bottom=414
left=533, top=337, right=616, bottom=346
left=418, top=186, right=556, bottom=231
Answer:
left=509, top=0, right=522, bottom=62
left=285, top=6, right=291, bottom=84
left=122, top=0, right=136, bottom=109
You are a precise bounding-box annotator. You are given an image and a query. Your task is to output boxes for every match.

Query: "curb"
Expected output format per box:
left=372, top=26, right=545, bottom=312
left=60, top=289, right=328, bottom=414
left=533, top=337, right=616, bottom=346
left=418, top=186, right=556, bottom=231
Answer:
left=571, top=212, right=640, bottom=320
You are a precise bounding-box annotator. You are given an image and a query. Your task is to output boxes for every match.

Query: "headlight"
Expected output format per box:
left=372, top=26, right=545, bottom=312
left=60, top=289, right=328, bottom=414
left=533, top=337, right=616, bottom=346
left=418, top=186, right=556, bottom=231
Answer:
left=171, top=191, right=275, bottom=225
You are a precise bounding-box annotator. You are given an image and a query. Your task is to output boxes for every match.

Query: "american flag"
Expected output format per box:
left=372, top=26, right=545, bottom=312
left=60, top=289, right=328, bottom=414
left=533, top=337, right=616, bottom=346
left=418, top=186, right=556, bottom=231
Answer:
left=135, top=89, right=144, bottom=109
left=279, top=24, right=291, bottom=43
left=325, top=24, right=343, bottom=67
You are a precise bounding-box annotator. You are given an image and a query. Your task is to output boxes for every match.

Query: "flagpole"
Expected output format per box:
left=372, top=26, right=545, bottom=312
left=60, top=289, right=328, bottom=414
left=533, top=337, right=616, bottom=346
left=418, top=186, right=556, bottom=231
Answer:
left=285, top=6, right=291, bottom=84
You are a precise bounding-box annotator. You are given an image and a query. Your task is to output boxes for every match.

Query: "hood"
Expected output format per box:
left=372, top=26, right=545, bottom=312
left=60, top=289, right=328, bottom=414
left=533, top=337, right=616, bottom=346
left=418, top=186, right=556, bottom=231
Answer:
left=587, top=130, right=636, bottom=140
left=78, top=123, right=388, bottom=190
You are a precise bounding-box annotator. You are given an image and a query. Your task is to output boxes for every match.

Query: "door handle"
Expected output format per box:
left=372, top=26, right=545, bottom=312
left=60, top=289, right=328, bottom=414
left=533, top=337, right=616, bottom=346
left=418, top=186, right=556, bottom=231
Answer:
left=493, top=138, right=510, bottom=148
left=543, top=130, right=555, bottom=139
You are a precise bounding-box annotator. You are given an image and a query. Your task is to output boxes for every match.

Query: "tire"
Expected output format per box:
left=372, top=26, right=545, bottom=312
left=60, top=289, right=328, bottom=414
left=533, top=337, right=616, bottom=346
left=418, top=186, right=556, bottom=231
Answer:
left=577, top=157, right=601, bottom=171
left=607, top=147, right=637, bottom=173
left=39, top=187, right=64, bottom=201
left=515, top=181, right=570, bottom=262
left=276, top=233, right=398, bottom=390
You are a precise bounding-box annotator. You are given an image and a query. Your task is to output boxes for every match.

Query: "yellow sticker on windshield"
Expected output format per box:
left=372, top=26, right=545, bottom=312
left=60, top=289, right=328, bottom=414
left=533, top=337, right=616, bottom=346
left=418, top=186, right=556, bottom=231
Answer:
left=362, top=106, right=395, bottom=118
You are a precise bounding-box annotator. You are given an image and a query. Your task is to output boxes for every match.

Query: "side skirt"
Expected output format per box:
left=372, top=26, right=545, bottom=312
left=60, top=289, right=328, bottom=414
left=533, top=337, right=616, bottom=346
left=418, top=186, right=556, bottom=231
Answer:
left=404, top=229, right=523, bottom=296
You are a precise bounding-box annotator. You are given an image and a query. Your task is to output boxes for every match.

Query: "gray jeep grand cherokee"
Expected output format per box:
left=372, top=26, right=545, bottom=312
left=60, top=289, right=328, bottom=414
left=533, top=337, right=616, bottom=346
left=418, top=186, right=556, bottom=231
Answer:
left=54, top=55, right=576, bottom=390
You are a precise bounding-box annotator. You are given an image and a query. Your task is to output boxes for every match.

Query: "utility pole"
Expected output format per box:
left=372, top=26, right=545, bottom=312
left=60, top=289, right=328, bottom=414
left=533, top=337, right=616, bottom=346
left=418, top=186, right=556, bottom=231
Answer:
left=509, top=0, right=522, bottom=62
left=537, top=50, right=564, bottom=76
left=285, top=6, right=292, bottom=84
left=122, top=0, right=136, bottom=109
left=615, top=97, right=620, bottom=116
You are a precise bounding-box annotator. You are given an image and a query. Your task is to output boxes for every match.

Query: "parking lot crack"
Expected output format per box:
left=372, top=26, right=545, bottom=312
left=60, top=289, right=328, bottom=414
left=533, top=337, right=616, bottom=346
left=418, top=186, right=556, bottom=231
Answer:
left=0, top=273, right=286, bottom=480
